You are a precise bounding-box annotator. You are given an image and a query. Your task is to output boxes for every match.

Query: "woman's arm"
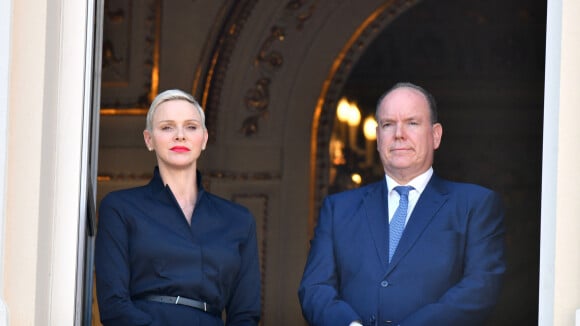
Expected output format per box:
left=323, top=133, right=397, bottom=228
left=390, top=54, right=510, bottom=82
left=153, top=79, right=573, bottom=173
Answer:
left=95, top=194, right=153, bottom=326
left=224, top=210, right=261, bottom=326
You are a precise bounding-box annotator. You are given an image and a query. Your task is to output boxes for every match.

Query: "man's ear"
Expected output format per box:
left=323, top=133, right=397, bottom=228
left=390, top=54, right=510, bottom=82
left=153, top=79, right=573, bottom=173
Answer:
left=432, top=123, right=443, bottom=150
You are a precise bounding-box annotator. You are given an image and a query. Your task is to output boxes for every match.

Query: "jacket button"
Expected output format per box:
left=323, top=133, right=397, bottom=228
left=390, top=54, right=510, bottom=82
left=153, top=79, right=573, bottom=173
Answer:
left=380, top=280, right=389, bottom=287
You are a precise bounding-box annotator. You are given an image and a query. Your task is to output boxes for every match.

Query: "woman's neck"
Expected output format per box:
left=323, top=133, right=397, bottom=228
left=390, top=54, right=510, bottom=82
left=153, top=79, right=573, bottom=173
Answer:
left=159, top=166, right=198, bottom=223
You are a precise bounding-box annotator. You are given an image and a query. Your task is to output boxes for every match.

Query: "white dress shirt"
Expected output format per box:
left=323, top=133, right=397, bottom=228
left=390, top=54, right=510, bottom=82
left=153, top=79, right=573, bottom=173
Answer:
left=385, top=167, right=433, bottom=225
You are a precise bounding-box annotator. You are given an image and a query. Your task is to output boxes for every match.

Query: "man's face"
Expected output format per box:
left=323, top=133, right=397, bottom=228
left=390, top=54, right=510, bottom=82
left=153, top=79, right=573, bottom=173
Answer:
left=376, top=87, right=442, bottom=184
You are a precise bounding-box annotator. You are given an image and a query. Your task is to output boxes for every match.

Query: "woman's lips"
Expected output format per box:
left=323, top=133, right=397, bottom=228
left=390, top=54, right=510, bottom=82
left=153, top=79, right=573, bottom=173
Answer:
left=170, top=146, right=190, bottom=153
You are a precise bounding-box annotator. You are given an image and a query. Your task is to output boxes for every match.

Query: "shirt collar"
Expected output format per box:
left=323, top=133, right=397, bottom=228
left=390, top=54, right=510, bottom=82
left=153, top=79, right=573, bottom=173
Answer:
left=385, top=167, right=433, bottom=195
left=149, top=166, right=206, bottom=203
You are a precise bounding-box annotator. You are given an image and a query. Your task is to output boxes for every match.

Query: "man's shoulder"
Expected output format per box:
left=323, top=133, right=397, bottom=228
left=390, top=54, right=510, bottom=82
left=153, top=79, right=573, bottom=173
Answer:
left=327, top=181, right=383, bottom=201
left=431, top=175, right=497, bottom=197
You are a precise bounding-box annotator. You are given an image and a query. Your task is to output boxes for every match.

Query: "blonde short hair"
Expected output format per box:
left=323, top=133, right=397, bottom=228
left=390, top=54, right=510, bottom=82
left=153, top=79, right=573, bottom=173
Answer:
left=145, top=89, right=206, bottom=132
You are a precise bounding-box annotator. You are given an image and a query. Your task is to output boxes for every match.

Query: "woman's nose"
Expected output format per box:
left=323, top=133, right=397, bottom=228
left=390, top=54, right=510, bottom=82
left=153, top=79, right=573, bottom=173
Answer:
left=174, top=127, right=185, bottom=140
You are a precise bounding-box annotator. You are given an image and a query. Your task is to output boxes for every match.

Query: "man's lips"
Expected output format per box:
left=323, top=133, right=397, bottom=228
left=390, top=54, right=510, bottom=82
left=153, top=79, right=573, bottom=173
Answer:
left=170, top=146, right=190, bottom=153
left=391, top=147, right=411, bottom=152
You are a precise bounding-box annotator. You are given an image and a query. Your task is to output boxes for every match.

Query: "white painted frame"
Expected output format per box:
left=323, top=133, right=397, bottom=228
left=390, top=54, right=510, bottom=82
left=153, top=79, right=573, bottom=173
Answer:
left=539, top=0, right=580, bottom=325
left=0, top=0, right=13, bottom=322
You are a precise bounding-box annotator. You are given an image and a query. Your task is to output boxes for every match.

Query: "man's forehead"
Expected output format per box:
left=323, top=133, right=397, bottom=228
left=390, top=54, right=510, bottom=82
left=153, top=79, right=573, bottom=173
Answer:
left=383, top=87, right=427, bottom=104
left=379, top=102, right=429, bottom=116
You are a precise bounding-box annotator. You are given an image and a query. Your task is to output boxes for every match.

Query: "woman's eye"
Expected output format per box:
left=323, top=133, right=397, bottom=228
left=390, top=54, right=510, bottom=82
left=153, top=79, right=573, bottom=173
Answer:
left=161, top=125, right=172, bottom=131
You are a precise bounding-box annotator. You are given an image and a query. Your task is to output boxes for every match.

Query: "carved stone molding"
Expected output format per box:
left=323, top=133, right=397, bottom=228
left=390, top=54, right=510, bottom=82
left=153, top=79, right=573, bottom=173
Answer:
left=198, top=1, right=321, bottom=140
left=97, top=169, right=281, bottom=184
left=241, top=0, right=320, bottom=136
left=200, top=0, right=258, bottom=142
left=100, top=0, right=161, bottom=111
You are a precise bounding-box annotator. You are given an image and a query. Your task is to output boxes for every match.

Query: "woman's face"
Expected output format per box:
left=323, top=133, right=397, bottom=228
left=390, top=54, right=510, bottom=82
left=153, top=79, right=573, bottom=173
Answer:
left=143, top=99, right=208, bottom=171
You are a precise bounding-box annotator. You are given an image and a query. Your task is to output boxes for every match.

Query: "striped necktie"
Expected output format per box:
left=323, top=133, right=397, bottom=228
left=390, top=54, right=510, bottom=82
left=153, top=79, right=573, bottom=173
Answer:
left=389, top=186, right=413, bottom=262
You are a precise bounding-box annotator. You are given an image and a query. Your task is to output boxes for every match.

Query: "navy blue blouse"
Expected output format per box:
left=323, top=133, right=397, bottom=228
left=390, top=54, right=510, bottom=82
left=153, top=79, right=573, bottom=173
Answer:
left=95, top=168, right=261, bottom=326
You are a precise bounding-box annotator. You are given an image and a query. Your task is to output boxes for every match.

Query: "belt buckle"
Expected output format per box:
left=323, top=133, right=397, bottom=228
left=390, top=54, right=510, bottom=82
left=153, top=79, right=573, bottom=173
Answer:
left=203, top=302, right=207, bottom=312
left=175, top=296, right=181, bottom=304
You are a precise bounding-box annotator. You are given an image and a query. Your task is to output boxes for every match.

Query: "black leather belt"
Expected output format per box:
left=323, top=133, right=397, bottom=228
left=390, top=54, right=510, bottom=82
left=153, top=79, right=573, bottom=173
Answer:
left=143, top=295, right=221, bottom=316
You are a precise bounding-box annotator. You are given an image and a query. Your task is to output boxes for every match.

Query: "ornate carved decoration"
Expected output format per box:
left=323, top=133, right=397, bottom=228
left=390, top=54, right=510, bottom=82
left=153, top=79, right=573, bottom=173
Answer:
left=97, top=170, right=281, bottom=183
left=199, top=0, right=321, bottom=139
left=240, top=0, right=320, bottom=136
left=100, top=0, right=161, bottom=113
left=101, top=1, right=128, bottom=80
left=199, top=0, right=258, bottom=142
left=255, top=26, right=285, bottom=69
left=242, top=78, right=271, bottom=135
left=205, top=170, right=282, bottom=181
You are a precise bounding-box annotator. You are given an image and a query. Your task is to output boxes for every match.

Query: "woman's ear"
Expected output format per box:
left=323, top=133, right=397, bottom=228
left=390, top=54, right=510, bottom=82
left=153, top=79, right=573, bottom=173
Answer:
left=202, top=129, right=209, bottom=150
left=143, top=129, right=154, bottom=151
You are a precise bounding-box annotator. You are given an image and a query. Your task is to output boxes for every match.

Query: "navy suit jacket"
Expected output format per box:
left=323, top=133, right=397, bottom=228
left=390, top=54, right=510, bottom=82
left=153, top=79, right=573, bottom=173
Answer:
left=299, top=174, right=505, bottom=326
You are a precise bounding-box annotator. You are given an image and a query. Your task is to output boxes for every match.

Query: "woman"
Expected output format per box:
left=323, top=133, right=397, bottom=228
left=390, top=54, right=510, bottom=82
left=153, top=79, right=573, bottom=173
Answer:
left=95, top=89, right=261, bottom=325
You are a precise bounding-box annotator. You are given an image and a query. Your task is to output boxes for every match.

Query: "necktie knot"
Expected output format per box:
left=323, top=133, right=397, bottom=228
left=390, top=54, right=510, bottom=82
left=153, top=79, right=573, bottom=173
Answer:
left=394, top=185, right=412, bottom=197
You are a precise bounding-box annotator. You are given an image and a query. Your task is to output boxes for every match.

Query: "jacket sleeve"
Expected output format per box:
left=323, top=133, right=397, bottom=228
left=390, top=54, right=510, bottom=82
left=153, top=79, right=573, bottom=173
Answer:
left=95, top=195, right=153, bottom=326
left=298, top=197, right=361, bottom=326
left=224, top=210, right=262, bottom=326
left=400, top=190, right=506, bottom=325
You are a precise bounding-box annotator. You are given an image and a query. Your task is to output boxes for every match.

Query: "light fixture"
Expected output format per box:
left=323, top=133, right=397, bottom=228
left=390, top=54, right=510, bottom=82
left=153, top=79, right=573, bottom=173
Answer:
left=363, top=116, right=377, bottom=141
left=329, top=97, right=381, bottom=193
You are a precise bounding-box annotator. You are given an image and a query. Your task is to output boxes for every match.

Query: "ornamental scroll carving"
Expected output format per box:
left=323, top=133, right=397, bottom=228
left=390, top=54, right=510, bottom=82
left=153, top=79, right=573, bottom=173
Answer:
left=101, top=0, right=160, bottom=110
left=241, top=0, right=319, bottom=136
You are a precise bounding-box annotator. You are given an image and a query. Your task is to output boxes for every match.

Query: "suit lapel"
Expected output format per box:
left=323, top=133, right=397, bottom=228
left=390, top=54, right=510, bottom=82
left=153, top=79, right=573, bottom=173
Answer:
left=362, top=181, right=390, bottom=272
left=386, top=175, right=449, bottom=274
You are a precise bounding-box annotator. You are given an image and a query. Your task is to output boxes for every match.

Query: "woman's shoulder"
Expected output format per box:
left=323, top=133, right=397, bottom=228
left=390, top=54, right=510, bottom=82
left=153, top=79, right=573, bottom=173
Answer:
left=100, top=184, right=150, bottom=206
left=203, top=191, right=255, bottom=223
left=204, top=191, right=249, bottom=211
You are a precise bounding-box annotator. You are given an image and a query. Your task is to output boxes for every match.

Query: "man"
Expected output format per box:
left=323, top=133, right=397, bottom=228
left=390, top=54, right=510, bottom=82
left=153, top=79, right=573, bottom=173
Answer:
left=298, top=82, right=505, bottom=325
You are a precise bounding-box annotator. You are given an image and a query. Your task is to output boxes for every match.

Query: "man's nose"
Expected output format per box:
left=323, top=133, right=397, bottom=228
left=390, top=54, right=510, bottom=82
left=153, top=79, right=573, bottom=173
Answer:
left=394, top=123, right=405, bottom=138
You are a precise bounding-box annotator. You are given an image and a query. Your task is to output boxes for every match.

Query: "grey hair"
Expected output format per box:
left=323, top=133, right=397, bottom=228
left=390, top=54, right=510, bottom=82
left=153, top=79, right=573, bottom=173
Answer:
left=375, top=82, right=438, bottom=124
left=145, top=89, right=206, bottom=132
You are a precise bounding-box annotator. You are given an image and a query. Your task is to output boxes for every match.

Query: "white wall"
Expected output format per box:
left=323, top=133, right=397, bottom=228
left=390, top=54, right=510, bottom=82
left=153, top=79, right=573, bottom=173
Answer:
left=539, top=0, right=580, bottom=325
left=3, top=0, right=92, bottom=324
left=0, top=0, right=12, bottom=324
